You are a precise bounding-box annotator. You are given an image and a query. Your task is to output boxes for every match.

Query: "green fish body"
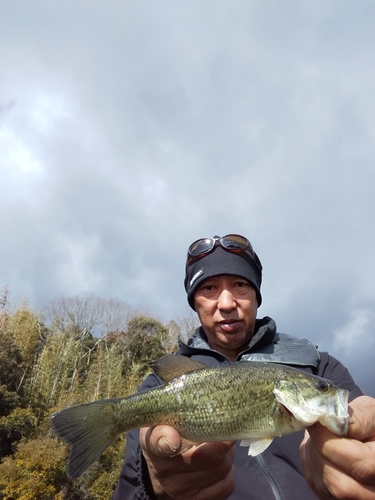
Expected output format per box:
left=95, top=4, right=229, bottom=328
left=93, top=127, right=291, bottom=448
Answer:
left=50, top=355, right=349, bottom=480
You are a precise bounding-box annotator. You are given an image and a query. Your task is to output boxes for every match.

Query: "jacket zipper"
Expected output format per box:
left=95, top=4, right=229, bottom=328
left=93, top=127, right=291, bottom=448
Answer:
left=256, top=454, right=284, bottom=500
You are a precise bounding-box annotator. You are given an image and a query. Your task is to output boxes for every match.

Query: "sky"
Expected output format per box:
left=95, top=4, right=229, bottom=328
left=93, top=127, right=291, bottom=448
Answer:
left=1, top=0, right=375, bottom=396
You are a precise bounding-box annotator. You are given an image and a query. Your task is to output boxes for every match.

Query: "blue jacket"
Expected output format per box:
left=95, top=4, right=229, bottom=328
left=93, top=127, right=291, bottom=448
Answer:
left=112, top=316, right=362, bottom=500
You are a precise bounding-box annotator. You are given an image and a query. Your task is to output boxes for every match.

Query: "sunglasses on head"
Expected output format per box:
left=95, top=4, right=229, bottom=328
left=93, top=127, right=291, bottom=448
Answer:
left=187, top=234, right=260, bottom=267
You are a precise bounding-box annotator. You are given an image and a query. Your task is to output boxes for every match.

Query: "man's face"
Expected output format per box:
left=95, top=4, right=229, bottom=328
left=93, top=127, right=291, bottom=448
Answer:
left=193, top=274, right=258, bottom=361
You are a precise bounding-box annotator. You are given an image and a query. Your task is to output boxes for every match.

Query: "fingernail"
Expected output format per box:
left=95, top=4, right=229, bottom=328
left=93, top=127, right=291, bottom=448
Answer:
left=158, top=437, right=178, bottom=455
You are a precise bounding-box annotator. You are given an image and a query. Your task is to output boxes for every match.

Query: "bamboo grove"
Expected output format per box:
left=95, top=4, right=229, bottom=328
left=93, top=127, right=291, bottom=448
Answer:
left=0, top=289, right=196, bottom=499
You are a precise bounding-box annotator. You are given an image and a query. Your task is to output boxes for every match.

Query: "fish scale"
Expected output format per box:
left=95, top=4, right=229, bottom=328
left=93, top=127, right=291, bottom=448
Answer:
left=157, top=365, right=278, bottom=440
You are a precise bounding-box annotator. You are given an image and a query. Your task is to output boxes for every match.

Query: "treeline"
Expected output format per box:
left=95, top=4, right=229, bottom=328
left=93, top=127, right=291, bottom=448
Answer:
left=0, top=289, right=198, bottom=499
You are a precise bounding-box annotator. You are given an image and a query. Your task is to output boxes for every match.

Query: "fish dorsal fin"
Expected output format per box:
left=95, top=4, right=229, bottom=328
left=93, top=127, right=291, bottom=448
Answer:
left=152, top=355, right=206, bottom=382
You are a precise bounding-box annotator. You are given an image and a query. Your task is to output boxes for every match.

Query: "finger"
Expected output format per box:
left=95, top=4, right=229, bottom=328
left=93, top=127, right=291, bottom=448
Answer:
left=301, top=435, right=375, bottom=499
left=180, top=463, right=235, bottom=500
left=301, top=429, right=360, bottom=499
left=300, top=436, right=335, bottom=500
left=302, top=429, right=362, bottom=500
left=307, top=423, right=375, bottom=484
left=347, top=396, right=375, bottom=441
left=303, top=423, right=375, bottom=488
left=141, top=425, right=183, bottom=457
left=151, top=443, right=236, bottom=499
left=188, top=441, right=236, bottom=465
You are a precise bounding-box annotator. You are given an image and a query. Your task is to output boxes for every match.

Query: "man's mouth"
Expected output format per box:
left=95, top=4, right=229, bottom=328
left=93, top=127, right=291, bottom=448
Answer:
left=218, top=320, right=241, bottom=332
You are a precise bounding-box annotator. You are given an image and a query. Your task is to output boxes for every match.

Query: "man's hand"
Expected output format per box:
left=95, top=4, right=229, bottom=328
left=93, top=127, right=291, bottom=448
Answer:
left=140, top=425, right=236, bottom=500
left=300, top=395, right=375, bottom=499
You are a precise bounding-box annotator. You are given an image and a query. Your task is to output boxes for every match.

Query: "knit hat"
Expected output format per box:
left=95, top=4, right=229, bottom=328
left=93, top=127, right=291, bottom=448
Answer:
left=184, top=244, right=262, bottom=310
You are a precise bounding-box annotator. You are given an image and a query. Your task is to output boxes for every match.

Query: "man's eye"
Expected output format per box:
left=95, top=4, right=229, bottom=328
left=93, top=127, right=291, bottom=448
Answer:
left=202, top=284, right=215, bottom=291
left=235, top=281, right=248, bottom=287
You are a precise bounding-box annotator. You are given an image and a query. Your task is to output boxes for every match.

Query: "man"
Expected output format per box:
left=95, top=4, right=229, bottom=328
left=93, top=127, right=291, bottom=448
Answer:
left=113, top=234, right=375, bottom=499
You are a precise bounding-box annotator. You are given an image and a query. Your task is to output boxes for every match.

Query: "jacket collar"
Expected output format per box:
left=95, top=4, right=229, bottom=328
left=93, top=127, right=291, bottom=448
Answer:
left=178, top=316, right=320, bottom=367
left=179, top=316, right=277, bottom=358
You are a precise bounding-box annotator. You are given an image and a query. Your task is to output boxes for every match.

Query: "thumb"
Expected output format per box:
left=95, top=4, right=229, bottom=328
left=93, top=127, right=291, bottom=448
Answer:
left=347, top=396, right=375, bottom=441
left=141, top=425, right=183, bottom=457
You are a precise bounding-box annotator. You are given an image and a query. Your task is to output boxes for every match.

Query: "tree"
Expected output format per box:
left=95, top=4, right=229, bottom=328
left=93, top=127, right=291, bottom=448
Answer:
left=0, top=322, right=36, bottom=459
left=29, top=333, right=83, bottom=412
left=0, top=293, right=184, bottom=499
left=0, top=437, right=66, bottom=499
left=0, top=335, right=23, bottom=396
left=173, top=308, right=200, bottom=343
left=0, top=285, right=10, bottom=333
left=42, top=294, right=133, bottom=341
left=82, top=341, right=124, bottom=402
left=109, top=315, right=170, bottom=378
left=6, top=307, right=47, bottom=395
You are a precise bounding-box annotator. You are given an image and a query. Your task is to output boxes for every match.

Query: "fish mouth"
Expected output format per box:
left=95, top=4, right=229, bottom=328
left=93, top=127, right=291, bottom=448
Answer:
left=335, top=389, right=350, bottom=436
left=318, top=389, right=349, bottom=436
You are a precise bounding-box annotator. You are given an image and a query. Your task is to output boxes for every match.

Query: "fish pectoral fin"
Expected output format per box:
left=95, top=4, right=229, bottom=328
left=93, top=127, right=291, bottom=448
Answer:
left=239, top=437, right=274, bottom=456
left=152, top=354, right=207, bottom=382
left=273, top=387, right=318, bottom=426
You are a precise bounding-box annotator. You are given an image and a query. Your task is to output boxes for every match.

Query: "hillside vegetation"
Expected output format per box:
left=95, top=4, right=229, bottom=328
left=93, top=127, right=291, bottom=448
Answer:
left=0, top=289, right=195, bottom=499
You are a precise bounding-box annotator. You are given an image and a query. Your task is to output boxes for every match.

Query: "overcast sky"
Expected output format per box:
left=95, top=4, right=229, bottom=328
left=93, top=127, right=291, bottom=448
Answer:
left=1, top=1, right=374, bottom=396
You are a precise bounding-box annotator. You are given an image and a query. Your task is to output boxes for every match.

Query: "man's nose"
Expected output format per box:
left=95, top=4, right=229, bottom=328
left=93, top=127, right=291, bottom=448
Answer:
left=217, top=289, right=236, bottom=311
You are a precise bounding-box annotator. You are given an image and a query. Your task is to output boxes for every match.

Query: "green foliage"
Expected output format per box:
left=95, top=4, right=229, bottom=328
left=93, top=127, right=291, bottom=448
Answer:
left=30, top=333, right=83, bottom=411
left=0, top=311, right=40, bottom=460
left=0, top=296, right=180, bottom=499
left=0, top=407, right=37, bottom=439
left=82, top=341, right=124, bottom=402
left=70, top=437, right=126, bottom=499
left=0, top=336, right=23, bottom=395
left=113, top=315, right=169, bottom=379
left=7, top=308, right=46, bottom=366
left=0, top=437, right=66, bottom=499
left=0, top=383, right=22, bottom=458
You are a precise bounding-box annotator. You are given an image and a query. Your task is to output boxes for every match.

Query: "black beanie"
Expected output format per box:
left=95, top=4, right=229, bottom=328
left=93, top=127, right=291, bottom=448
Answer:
left=184, top=245, right=262, bottom=310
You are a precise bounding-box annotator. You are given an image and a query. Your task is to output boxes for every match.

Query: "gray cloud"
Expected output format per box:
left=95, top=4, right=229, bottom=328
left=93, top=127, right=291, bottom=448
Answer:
left=1, top=0, right=374, bottom=396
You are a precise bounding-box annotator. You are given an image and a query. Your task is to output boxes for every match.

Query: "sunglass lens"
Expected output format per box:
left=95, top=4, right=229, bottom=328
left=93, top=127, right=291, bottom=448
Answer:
left=189, top=238, right=214, bottom=257
left=221, top=234, right=248, bottom=250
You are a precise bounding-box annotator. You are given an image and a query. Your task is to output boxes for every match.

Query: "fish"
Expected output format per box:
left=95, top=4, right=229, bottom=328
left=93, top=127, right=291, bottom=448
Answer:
left=50, top=354, right=349, bottom=480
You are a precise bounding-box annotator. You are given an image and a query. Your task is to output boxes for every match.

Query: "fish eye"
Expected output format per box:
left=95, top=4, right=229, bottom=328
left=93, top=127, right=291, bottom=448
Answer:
left=316, top=380, right=329, bottom=392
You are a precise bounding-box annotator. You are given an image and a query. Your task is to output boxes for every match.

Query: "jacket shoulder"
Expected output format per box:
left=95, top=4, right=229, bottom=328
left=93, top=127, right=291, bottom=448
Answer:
left=242, top=332, right=320, bottom=368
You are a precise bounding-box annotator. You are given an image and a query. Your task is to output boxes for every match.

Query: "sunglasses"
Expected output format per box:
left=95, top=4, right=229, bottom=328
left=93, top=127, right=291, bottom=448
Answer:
left=187, top=234, right=260, bottom=267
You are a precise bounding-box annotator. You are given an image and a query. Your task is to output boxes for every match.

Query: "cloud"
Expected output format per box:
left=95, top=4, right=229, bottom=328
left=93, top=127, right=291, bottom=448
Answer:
left=1, top=0, right=375, bottom=395
left=333, top=306, right=375, bottom=352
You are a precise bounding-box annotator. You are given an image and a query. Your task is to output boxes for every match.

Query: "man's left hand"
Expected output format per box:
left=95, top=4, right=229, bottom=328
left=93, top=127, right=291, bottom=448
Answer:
left=300, top=395, right=375, bottom=499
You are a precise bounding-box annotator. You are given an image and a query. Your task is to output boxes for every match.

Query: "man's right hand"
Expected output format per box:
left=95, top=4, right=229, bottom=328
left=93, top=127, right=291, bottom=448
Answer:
left=140, top=425, right=236, bottom=500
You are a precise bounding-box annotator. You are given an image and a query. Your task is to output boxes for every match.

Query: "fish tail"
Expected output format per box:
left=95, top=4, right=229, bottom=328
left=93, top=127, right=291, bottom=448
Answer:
left=50, top=398, right=123, bottom=480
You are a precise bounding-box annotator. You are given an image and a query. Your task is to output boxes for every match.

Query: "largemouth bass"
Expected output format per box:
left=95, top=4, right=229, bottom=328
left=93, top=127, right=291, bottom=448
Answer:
left=50, top=354, right=349, bottom=480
